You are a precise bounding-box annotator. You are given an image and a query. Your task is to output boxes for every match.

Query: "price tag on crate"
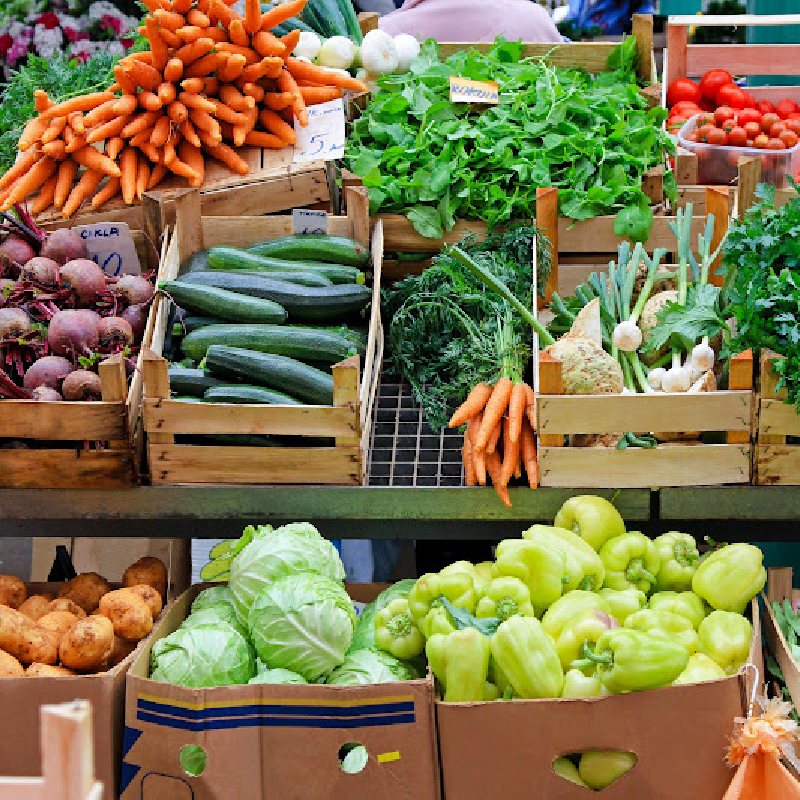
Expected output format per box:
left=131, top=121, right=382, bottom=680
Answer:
left=293, top=98, right=346, bottom=163
left=292, top=208, right=329, bottom=235
left=73, top=222, right=141, bottom=276
left=449, top=76, right=499, bottom=104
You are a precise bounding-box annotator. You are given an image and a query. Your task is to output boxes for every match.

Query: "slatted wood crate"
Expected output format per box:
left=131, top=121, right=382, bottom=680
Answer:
left=141, top=187, right=382, bottom=486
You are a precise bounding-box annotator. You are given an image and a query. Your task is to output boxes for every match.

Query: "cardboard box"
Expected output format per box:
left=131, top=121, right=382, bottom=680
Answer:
left=0, top=582, right=164, bottom=798
left=436, top=600, right=761, bottom=800
left=121, top=584, right=441, bottom=800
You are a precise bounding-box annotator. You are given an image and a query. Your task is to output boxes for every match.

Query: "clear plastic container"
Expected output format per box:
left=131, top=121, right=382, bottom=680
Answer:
left=677, top=115, right=800, bottom=187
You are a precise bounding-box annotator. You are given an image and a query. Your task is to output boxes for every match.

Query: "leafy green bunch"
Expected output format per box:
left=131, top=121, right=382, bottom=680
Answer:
left=346, top=37, right=674, bottom=242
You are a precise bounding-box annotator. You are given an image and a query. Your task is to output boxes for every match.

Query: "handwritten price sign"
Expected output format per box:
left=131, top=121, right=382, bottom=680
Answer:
left=73, top=222, right=141, bottom=276
left=292, top=209, right=329, bottom=235
left=449, top=77, right=499, bottom=104
left=293, top=98, right=346, bottom=163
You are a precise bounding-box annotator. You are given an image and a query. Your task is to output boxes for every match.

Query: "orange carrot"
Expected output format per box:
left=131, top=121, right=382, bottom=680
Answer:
left=294, top=78, right=325, bottom=87
left=507, top=382, right=526, bottom=444
left=163, top=129, right=181, bottom=163
left=150, top=116, right=172, bottom=147
left=146, top=17, right=169, bottom=71
left=91, top=176, right=121, bottom=208
left=200, top=137, right=249, bottom=175
left=449, top=383, right=495, bottom=428
left=219, top=84, right=254, bottom=111
left=173, top=0, right=193, bottom=12
left=259, top=108, right=296, bottom=143
left=177, top=139, right=204, bottom=187
left=166, top=154, right=201, bottom=184
left=124, top=51, right=154, bottom=64
left=232, top=106, right=258, bottom=146
left=279, top=29, right=301, bottom=56
left=83, top=99, right=117, bottom=127
left=135, top=155, right=151, bottom=200
left=215, top=54, right=247, bottom=83
left=186, top=7, right=210, bottom=26
left=202, top=77, right=220, bottom=95
left=40, top=91, right=114, bottom=121
left=180, top=77, right=204, bottom=94
left=174, top=37, right=214, bottom=65
left=72, top=146, right=122, bottom=178
left=179, top=118, right=202, bottom=147
left=0, top=145, right=41, bottom=190
left=209, top=0, right=242, bottom=27
left=520, top=419, right=538, bottom=489
left=499, top=416, right=520, bottom=488
left=41, top=140, right=66, bottom=160
left=130, top=128, right=156, bottom=149
left=122, top=111, right=162, bottom=138
left=141, top=142, right=161, bottom=163
left=30, top=174, right=58, bottom=214
left=485, top=450, right=512, bottom=507
left=184, top=51, right=228, bottom=78
left=120, top=147, right=138, bottom=205
left=18, top=118, right=49, bottom=151
left=229, top=18, right=249, bottom=47
left=260, top=0, right=307, bottom=31
left=190, top=108, right=221, bottom=139
left=34, top=90, right=53, bottom=113
left=64, top=132, right=87, bottom=154
left=112, top=94, right=138, bottom=116
left=463, top=429, right=477, bottom=487
left=208, top=98, right=250, bottom=125
left=252, top=30, right=285, bottom=57
left=241, top=56, right=283, bottom=83
left=486, top=421, right=502, bottom=455
left=158, top=82, right=177, bottom=106
left=278, top=68, right=307, bottom=126
left=107, top=136, right=124, bottom=161
left=148, top=163, right=168, bottom=190
left=153, top=9, right=186, bottom=31
left=215, top=42, right=260, bottom=65
left=66, top=111, right=85, bottom=135
left=175, top=24, right=204, bottom=42
left=264, top=91, right=297, bottom=111
left=285, top=57, right=368, bottom=92
left=140, top=0, right=169, bottom=10
left=1, top=156, right=57, bottom=211
left=243, top=0, right=261, bottom=34
left=168, top=101, right=189, bottom=124
left=162, top=58, right=184, bottom=85
left=86, top=114, right=132, bottom=144
left=524, top=383, right=536, bottom=430
left=41, top=116, right=67, bottom=145
left=241, top=82, right=265, bottom=103
left=124, top=61, right=163, bottom=92
left=299, top=86, right=343, bottom=105
left=179, top=92, right=216, bottom=114
left=467, top=411, right=486, bottom=486
left=474, top=377, right=513, bottom=451
left=53, top=158, right=76, bottom=209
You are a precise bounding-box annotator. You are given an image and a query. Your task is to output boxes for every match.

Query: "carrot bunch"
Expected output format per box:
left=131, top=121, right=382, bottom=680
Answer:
left=449, top=379, right=537, bottom=507
left=1, top=0, right=368, bottom=218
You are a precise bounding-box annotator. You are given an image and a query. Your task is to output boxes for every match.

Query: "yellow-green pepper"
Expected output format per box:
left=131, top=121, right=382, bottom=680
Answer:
left=553, top=757, right=589, bottom=788
left=561, top=668, right=608, bottom=698
left=483, top=681, right=501, bottom=701
left=579, top=750, right=637, bottom=790
left=426, top=627, right=490, bottom=702
left=653, top=531, right=700, bottom=591
left=648, top=590, right=706, bottom=630
left=599, top=532, right=660, bottom=594
left=522, top=525, right=606, bottom=591
left=556, top=608, right=621, bottom=670
left=624, top=608, right=699, bottom=654
left=374, top=598, right=425, bottom=660
left=490, top=615, right=564, bottom=699
left=597, top=587, right=647, bottom=624
left=475, top=577, right=535, bottom=621
left=692, top=543, right=766, bottom=614
left=473, top=561, right=494, bottom=590
left=407, top=570, right=476, bottom=623
left=672, top=653, right=727, bottom=685
left=541, top=590, right=610, bottom=641
left=697, top=609, right=752, bottom=675
left=420, top=605, right=457, bottom=639
left=553, top=494, right=627, bottom=552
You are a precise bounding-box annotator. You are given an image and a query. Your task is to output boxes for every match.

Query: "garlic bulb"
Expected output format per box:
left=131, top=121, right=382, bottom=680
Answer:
left=647, top=367, right=666, bottom=391
left=612, top=319, right=643, bottom=352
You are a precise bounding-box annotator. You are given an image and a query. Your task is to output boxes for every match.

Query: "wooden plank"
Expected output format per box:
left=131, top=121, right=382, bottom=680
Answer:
left=674, top=148, right=698, bottom=187
left=0, top=450, right=133, bottom=489
left=763, top=587, right=800, bottom=716
left=687, top=44, right=800, bottom=77
left=706, top=187, right=729, bottom=288
left=758, top=350, right=787, bottom=472
left=332, top=355, right=361, bottom=452
left=669, top=14, right=800, bottom=25
left=0, top=402, right=125, bottom=440
left=767, top=567, right=793, bottom=605
left=759, top=399, right=800, bottom=437
left=436, top=41, right=619, bottom=73
left=538, top=444, right=751, bottom=487
left=666, top=22, right=688, bottom=89
left=173, top=189, right=203, bottom=260
left=756, top=446, right=800, bottom=485
left=357, top=11, right=379, bottom=33
left=737, top=157, right=762, bottom=215
left=538, top=391, right=751, bottom=435
left=200, top=216, right=353, bottom=248
left=536, top=187, right=558, bottom=306
left=727, top=350, right=753, bottom=446
left=347, top=186, right=371, bottom=248
left=642, top=164, right=664, bottom=205
left=537, top=353, right=563, bottom=448
left=632, top=14, right=654, bottom=85
left=148, top=445, right=362, bottom=485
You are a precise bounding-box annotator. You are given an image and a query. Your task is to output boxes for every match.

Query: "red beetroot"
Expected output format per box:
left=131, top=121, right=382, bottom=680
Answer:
left=22, top=356, right=74, bottom=392
left=20, top=257, right=59, bottom=287
left=120, top=304, right=147, bottom=344
left=47, top=309, right=99, bottom=359
left=0, top=237, right=35, bottom=279
left=61, top=369, right=102, bottom=401
left=31, top=386, right=62, bottom=401
left=115, top=274, right=154, bottom=306
left=0, top=308, right=32, bottom=339
left=39, top=228, right=87, bottom=266
left=59, top=259, right=108, bottom=306
left=97, top=316, right=134, bottom=350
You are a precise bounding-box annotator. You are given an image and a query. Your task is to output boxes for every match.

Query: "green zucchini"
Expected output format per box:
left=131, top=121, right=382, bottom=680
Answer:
left=266, top=271, right=332, bottom=287
left=247, top=235, right=369, bottom=267
left=206, top=346, right=334, bottom=404
left=160, top=280, right=287, bottom=324
left=168, top=367, right=227, bottom=397
left=203, top=384, right=304, bottom=405
left=180, top=272, right=371, bottom=322
left=207, top=247, right=362, bottom=284
left=181, top=324, right=359, bottom=363
left=180, top=250, right=211, bottom=273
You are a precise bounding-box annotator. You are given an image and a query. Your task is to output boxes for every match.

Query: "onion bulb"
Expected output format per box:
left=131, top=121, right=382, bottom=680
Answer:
left=393, top=34, right=420, bottom=72
left=360, top=29, right=398, bottom=76
left=316, top=36, right=356, bottom=70
left=647, top=367, right=666, bottom=391
left=691, top=337, right=715, bottom=372
left=294, top=31, right=322, bottom=62
left=612, top=319, right=643, bottom=352
left=662, top=353, right=690, bottom=393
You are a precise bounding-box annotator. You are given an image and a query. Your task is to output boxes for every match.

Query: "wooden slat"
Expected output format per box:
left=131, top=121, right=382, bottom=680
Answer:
left=706, top=187, right=729, bottom=287
left=767, top=567, right=793, bottom=606
left=538, top=444, right=751, bottom=487
left=0, top=402, right=125, bottom=439
left=537, top=353, right=563, bottom=448
left=687, top=44, right=800, bottom=77
left=633, top=14, right=654, bottom=85
left=148, top=445, right=361, bottom=485
left=143, top=399, right=358, bottom=437
left=538, top=391, right=751, bottom=435
left=674, top=148, right=698, bottom=187
left=737, top=157, right=762, bottom=215
left=762, top=583, right=800, bottom=715
left=200, top=216, right=353, bottom=248
left=0, top=450, right=133, bottom=489
left=756, top=446, right=800, bottom=485
left=536, top=187, right=558, bottom=306
left=666, top=21, right=688, bottom=89
left=759, top=400, right=800, bottom=437
left=669, top=14, right=800, bottom=25
left=727, top=350, right=753, bottom=445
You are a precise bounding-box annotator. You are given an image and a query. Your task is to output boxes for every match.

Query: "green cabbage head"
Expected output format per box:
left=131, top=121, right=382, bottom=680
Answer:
left=191, top=586, right=234, bottom=613
left=248, top=668, right=308, bottom=685
left=327, top=649, right=419, bottom=685
left=181, top=606, right=247, bottom=639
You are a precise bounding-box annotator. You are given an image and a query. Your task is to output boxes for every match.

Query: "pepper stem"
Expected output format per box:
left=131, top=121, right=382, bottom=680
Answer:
left=573, top=638, right=613, bottom=669
left=674, top=541, right=700, bottom=568
left=495, top=597, right=518, bottom=621
left=578, top=574, right=601, bottom=592
left=626, top=556, right=656, bottom=585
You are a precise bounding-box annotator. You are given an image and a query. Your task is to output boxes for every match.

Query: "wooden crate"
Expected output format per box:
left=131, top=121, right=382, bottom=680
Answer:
left=764, top=567, right=800, bottom=711
left=141, top=188, right=383, bottom=486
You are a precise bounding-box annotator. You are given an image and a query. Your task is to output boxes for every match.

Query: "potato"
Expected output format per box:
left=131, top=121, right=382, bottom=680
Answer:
left=0, top=606, right=58, bottom=665
left=0, top=649, right=24, bottom=677
left=125, top=585, right=163, bottom=619
left=37, top=611, right=78, bottom=649
left=57, top=572, right=111, bottom=614
left=59, top=615, right=114, bottom=672
left=99, top=589, right=153, bottom=642
left=18, top=595, right=54, bottom=622
left=123, top=556, right=167, bottom=601
left=0, top=576, right=26, bottom=609
left=45, top=598, right=87, bottom=619
left=104, top=636, right=137, bottom=669
left=26, top=663, right=75, bottom=677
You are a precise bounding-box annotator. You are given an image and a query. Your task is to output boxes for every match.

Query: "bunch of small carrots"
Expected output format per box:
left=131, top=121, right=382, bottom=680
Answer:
left=448, top=378, right=538, bottom=507
left=0, top=0, right=367, bottom=219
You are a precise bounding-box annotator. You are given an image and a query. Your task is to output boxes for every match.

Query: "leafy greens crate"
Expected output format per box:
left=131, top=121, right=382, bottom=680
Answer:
left=141, top=189, right=382, bottom=486
left=763, top=567, right=800, bottom=712
left=121, top=583, right=441, bottom=800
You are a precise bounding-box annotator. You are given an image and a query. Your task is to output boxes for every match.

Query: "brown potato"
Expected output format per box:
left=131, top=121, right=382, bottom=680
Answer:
left=57, top=572, right=111, bottom=614
left=37, top=611, right=78, bottom=649
left=59, top=615, right=114, bottom=672
left=18, top=595, right=54, bottom=622
left=0, top=576, right=26, bottom=609
left=123, top=556, right=167, bottom=601
left=125, top=585, right=163, bottom=619
left=99, top=589, right=153, bottom=642
left=0, top=606, right=58, bottom=665
left=104, top=636, right=137, bottom=669
left=26, top=663, right=75, bottom=677
left=45, top=598, right=87, bottom=619
left=0, top=649, right=24, bottom=677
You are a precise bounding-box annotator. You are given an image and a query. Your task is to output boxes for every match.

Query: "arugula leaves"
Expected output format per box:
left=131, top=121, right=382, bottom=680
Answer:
left=345, top=38, right=673, bottom=241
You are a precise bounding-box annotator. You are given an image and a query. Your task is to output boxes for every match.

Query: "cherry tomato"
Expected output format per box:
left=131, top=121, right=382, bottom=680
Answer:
left=770, top=122, right=787, bottom=138
left=766, top=138, right=787, bottom=150
left=700, top=69, right=733, bottom=102
left=697, top=112, right=716, bottom=127
left=667, top=78, right=702, bottom=108
left=716, top=83, right=748, bottom=109
left=786, top=119, right=800, bottom=136
left=757, top=100, right=776, bottom=115
left=706, top=127, right=728, bottom=146
left=686, top=131, right=700, bottom=142
left=667, top=115, right=688, bottom=133
left=776, top=99, right=800, bottom=119
left=761, top=112, right=781, bottom=134
left=744, top=121, right=761, bottom=139
left=779, top=129, right=799, bottom=148
left=737, top=108, right=762, bottom=127
left=697, top=123, right=715, bottom=140
left=727, top=126, right=747, bottom=147
left=754, top=134, right=769, bottom=148
left=714, top=105, right=736, bottom=127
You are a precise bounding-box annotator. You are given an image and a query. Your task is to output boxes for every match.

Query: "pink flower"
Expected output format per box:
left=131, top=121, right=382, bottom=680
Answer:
left=0, top=34, right=12, bottom=58
left=73, top=51, right=90, bottom=63
left=36, top=12, right=60, bottom=30
left=63, top=27, right=80, bottom=43
left=120, top=37, right=134, bottom=49
left=100, top=14, right=122, bottom=34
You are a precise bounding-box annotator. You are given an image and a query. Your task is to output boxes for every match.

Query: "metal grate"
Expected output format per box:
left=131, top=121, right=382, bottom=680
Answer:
left=367, top=358, right=465, bottom=487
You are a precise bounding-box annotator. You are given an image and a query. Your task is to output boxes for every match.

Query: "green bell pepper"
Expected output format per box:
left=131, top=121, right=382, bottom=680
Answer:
left=572, top=628, right=689, bottom=692
left=473, top=561, right=494, bottom=590
left=426, top=627, right=490, bottom=702
left=407, top=570, right=476, bottom=623
left=420, top=605, right=457, bottom=639
left=475, top=577, right=535, bottom=621
left=490, top=615, right=564, bottom=699
left=541, top=590, right=610, bottom=641
left=556, top=608, right=621, bottom=670
left=653, top=532, right=700, bottom=592
left=597, top=587, right=647, bottom=624
left=374, top=598, right=425, bottom=660
left=648, top=590, right=706, bottom=630
left=492, top=539, right=568, bottom=616
left=579, top=750, right=637, bottom=790
left=483, top=681, right=501, bottom=701
left=440, top=560, right=478, bottom=580
left=624, top=608, right=699, bottom=654
left=692, top=543, right=766, bottom=614
left=599, top=532, right=660, bottom=594
left=697, top=609, right=752, bottom=675
left=553, top=757, right=589, bottom=788
left=522, top=525, right=606, bottom=591
left=553, top=495, right=626, bottom=552
left=561, top=668, right=609, bottom=698
left=672, top=653, right=727, bottom=685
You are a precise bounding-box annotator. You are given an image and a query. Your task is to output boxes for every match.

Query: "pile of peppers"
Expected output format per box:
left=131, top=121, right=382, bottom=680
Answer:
left=371, top=494, right=766, bottom=704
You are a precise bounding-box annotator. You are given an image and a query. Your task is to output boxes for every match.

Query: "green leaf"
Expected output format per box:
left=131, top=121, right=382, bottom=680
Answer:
left=406, top=205, right=444, bottom=239
left=614, top=204, right=653, bottom=243
left=439, top=598, right=502, bottom=638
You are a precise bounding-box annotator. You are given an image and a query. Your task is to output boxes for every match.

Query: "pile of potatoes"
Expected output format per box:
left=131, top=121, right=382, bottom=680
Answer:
left=0, top=556, right=167, bottom=677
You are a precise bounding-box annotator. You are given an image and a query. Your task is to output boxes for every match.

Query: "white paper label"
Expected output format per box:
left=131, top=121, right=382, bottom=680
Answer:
left=293, top=98, right=346, bottom=163
left=292, top=208, right=329, bottom=235
left=73, top=222, right=141, bottom=277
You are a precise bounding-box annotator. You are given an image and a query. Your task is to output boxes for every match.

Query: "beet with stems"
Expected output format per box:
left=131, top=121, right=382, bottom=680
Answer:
left=0, top=237, right=35, bottom=279
left=120, top=304, right=147, bottom=345
left=97, top=316, right=133, bottom=351
left=59, top=259, right=108, bottom=306
left=115, top=274, right=154, bottom=306
left=48, top=309, right=99, bottom=359
left=21, top=257, right=59, bottom=287
left=31, top=386, right=62, bottom=401
left=0, top=279, right=14, bottom=305
left=0, top=307, right=32, bottom=340
left=39, top=228, right=87, bottom=266
left=61, top=369, right=102, bottom=401
left=22, top=356, right=74, bottom=392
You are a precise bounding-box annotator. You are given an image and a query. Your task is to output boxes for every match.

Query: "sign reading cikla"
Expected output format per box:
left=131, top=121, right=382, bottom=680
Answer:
left=449, top=77, right=499, bottom=104
left=73, top=221, right=141, bottom=276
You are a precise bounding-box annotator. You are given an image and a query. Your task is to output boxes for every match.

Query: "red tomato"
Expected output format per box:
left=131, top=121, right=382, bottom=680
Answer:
left=780, top=129, right=799, bottom=148
left=706, top=127, right=728, bottom=146
left=699, top=98, right=717, bottom=113
left=762, top=112, right=781, bottom=134
left=776, top=99, right=800, bottom=119
left=737, top=108, right=762, bottom=127
left=754, top=134, right=769, bottom=149
left=714, top=105, right=736, bottom=127
left=757, top=100, right=775, bottom=115
left=770, top=121, right=787, bottom=138
left=716, top=83, right=748, bottom=109
left=667, top=78, right=701, bottom=108
left=789, top=112, right=800, bottom=122
left=727, top=126, right=747, bottom=147
left=670, top=101, right=702, bottom=118
left=741, top=92, right=757, bottom=109
left=686, top=131, right=700, bottom=142
left=697, top=123, right=715, bottom=140
left=744, top=121, right=761, bottom=139
left=786, top=119, right=800, bottom=136
left=699, top=69, right=733, bottom=102
left=667, top=116, right=688, bottom=132
left=767, top=138, right=787, bottom=150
